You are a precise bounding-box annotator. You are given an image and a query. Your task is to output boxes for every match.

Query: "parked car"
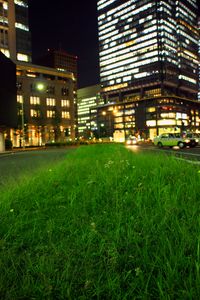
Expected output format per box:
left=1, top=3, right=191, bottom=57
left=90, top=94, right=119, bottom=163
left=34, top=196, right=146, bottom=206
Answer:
left=153, top=133, right=198, bottom=148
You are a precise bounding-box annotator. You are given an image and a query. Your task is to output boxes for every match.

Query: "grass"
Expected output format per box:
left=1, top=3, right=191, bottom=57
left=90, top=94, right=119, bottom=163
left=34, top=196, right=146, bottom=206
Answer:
left=0, top=144, right=200, bottom=299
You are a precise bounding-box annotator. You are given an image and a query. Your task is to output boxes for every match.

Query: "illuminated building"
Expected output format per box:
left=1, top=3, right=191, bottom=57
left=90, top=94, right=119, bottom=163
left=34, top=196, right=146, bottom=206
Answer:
left=97, top=0, right=200, bottom=138
left=12, top=63, right=76, bottom=147
left=36, top=49, right=78, bottom=136
left=77, top=84, right=104, bottom=137
left=0, top=0, right=32, bottom=62
left=0, top=1, right=77, bottom=146
left=97, top=97, right=200, bottom=140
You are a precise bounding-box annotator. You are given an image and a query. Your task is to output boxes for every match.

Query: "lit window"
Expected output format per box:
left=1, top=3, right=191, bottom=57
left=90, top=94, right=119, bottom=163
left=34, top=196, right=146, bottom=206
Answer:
left=0, top=48, right=10, bottom=57
left=146, top=120, right=156, bottom=127
left=147, top=107, right=156, bottom=112
left=17, top=53, right=28, bottom=62
left=62, top=111, right=70, bottom=119
left=17, top=95, right=23, bottom=103
left=46, top=98, right=56, bottom=106
left=30, top=109, right=40, bottom=118
left=47, top=110, right=56, bottom=118
left=14, top=0, right=28, bottom=8
left=61, top=99, right=70, bottom=107
left=30, top=96, right=40, bottom=105
left=15, top=22, right=29, bottom=31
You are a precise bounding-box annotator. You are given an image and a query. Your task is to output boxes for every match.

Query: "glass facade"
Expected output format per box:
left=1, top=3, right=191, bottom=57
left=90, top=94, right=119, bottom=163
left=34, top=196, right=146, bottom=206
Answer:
left=77, top=85, right=104, bottom=137
left=97, top=0, right=199, bottom=100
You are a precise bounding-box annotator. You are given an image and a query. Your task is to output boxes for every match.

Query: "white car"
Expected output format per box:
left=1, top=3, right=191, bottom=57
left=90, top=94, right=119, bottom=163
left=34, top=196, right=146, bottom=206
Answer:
left=153, top=133, right=198, bottom=148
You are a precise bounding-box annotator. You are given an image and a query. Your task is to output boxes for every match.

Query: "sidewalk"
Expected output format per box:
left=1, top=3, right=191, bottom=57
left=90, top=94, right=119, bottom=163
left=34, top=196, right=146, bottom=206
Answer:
left=0, top=147, right=46, bottom=156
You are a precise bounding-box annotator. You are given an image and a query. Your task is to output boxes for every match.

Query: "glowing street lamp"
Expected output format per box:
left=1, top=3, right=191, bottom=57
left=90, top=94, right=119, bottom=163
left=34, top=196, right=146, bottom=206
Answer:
left=36, top=82, right=45, bottom=91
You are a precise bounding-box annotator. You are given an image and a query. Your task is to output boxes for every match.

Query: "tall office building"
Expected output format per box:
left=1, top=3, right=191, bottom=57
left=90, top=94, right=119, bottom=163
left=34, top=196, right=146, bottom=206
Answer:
left=97, top=0, right=200, bottom=139
left=77, top=84, right=104, bottom=137
left=0, top=0, right=31, bottom=62
left=97, top=0, right=199, bottom=100
left=198, top=17, right=200, bottom=101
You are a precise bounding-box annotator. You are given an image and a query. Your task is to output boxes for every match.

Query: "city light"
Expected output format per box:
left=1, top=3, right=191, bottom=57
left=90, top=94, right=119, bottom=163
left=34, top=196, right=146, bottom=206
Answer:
left=36, top=83, right=45, bottom=91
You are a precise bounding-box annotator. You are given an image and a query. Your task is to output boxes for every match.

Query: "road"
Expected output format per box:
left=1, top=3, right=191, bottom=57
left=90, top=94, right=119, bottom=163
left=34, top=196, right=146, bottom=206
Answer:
left=127, top=143, right=200, bottom=164
left=0, top=148, right=76, bottom=187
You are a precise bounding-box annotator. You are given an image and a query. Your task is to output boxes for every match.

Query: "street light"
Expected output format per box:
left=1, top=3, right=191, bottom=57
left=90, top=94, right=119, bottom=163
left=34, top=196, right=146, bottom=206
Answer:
left=36, top=82, right=45, bottom=91
left=21, top=97, right=25, bottom=149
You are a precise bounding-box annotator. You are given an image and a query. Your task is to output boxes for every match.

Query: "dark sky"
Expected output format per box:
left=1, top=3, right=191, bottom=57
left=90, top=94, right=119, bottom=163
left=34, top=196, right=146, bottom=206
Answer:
left=28, top=0, right=99, bottom=88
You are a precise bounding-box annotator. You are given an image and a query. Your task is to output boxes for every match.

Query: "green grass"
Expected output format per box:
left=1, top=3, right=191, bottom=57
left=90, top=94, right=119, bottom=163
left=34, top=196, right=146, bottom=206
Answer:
left=0, top=144, right=200, bottom=299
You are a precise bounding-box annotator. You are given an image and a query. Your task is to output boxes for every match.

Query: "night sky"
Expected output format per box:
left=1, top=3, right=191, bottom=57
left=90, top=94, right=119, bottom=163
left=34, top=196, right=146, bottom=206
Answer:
left=28, top=1, right=200, bottom=89
left=28, top=0, right=99, bottom=88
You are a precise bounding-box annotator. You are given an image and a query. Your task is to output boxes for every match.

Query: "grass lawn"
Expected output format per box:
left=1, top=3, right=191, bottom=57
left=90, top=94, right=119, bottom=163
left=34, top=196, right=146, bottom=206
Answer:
left=0, top=144, right=200, bottom=299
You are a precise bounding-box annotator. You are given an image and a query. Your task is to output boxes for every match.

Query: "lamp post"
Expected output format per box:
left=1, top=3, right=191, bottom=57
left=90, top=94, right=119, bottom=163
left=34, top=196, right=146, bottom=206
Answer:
left=21, top=97, right=25, bottom=149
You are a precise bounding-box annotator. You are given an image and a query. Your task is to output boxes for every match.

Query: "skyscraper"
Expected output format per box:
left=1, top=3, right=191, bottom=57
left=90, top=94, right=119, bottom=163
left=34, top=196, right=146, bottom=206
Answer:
left=0, top=0, right=31, bottom=62
left=97, top=0, right=199, bottom=101
left=97, top=0, right=200, bottom=139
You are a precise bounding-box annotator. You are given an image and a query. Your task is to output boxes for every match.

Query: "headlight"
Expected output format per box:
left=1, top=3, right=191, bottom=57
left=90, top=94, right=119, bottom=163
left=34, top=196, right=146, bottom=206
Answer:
left=126, top=140, right=131, bottom=145
left=185, top=139, right=190, bottom=143
left=195, top=139, right=199, bottom=143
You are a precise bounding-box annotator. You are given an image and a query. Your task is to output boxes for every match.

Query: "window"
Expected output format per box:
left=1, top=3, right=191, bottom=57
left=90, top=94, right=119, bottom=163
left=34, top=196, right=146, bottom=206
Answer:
left=62, top=111, right=70, bottom=119
left=16, top=82, right=22, bottom=91
left=30, top=109, right=40, bottom=118
left=30, top=96, right=40, bottom=105
left=146, top=107, right=156, bottom=113
left=17, top=53, right=28, bottom=62
left=47, top=110, right=55, bottom=118
left=61, top=88, right=69, bottom=96
left=17, top=95, right=23, bottom=103
left=61, top=99, right=70, bottom=107
left=46, top=98, right=56, bottom=106
left=47, top=86, right=55, bottom=94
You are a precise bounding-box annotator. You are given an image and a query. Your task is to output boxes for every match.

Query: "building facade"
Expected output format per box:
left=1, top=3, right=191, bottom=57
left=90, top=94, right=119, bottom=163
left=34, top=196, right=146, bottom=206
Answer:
left=77, top=84, right=104, bottom=137
left=0, top=1, right=78, bottom=146
left=36, top=49, right=78, bottom=83
left=36, top=49, right=78, bottom=136
left=12, top=62, right=76, bottom=147
left=97, top=0, right=200, bottom=139
left=0, top=0, right=31, bottom=62
left=96, top=96, right=200, bottom=140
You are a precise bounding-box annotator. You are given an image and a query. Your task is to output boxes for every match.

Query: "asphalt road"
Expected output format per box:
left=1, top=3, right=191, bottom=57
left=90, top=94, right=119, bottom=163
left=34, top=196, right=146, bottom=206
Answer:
left=127, top=143, right=200, bottom=163
left=0, top=148, right=76, bottom=187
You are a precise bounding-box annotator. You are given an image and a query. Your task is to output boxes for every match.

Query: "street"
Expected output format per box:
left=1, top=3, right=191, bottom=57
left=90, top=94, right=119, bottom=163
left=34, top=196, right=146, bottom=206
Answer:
left=0, top=148, right=76, bottom=186
left=127, top=143, right=200, bottom=163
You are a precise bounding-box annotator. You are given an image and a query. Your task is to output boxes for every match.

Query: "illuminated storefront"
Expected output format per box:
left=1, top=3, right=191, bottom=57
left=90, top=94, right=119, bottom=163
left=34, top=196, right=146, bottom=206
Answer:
left=96, top=96, right=200, bottom=140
